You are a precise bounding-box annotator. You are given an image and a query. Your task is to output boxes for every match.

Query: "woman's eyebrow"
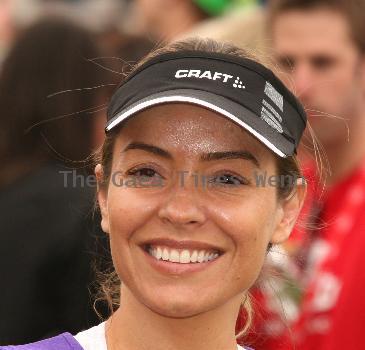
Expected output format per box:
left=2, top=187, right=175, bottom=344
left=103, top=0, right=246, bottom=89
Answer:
left=122, top=142, right=260, bottom=168
left=201, top=151, right=260, bottom=168
left=122, top=142, right=172, bottom=159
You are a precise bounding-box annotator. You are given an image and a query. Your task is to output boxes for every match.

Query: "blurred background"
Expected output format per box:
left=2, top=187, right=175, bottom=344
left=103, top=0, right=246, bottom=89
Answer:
left=1, top=1, right=365, bottom=350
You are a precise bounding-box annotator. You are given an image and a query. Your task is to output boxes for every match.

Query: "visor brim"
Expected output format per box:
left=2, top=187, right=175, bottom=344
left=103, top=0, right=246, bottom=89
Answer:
left=106, top=89, right=295, bottom=158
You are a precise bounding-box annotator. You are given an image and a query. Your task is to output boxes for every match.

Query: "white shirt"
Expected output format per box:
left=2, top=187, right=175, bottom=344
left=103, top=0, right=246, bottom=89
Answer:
left=74, top=322, right=249, bottom=350
left=74, top=322, right=107, bottom=350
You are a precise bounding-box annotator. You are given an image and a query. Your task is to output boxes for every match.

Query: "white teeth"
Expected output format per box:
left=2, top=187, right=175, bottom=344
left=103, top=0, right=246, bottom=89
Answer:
left=204, top=252, right=212, bottom=262
left=170, top=249, right=180, bottom=262
left=197, top=250, right=205, bottom=263
left=210, top=253, right=218, bottom=261
left=147, top=245, right=220, bottom=264
left=180, top=250, right=190, bottom=264
left=162, top=248, right=169, bottom=261
left=156, top=247, right=162, bottom=260
left=190, top=250, right=198, bottom=263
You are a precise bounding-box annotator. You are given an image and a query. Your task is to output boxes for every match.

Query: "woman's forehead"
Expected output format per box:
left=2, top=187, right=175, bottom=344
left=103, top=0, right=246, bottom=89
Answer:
left=116, top=103, right=268, bottom=156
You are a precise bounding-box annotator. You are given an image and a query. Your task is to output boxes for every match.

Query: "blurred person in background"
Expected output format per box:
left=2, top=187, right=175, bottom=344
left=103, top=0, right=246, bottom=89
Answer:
left=0, top=0, right=17, bottom=66
left=1, top=0, right=154, bottom=82
left=6, top=0, right=127, bottom=32
left=0, top=0, right=133, bottom=68
left=126, top=0, right=260, bottom=43
left=0, top=17, right=112, bottom=345
left=179, top=1, right=267, bottom=55
left=266, top=0, right=365, bottom=349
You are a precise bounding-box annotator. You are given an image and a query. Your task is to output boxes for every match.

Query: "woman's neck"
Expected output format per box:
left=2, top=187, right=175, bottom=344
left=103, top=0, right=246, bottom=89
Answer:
left=105, top=285, right=243, bottom=350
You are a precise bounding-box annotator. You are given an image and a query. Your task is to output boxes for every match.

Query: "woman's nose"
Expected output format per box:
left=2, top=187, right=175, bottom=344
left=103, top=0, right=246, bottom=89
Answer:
left=157, top=174, right=207, bottom=229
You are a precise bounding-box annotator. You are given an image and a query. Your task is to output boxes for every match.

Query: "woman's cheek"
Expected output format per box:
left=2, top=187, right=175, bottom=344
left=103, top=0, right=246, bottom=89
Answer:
left=218, top=194, right=277, bottom=277
left=107, top=189, right=154, bottom=281
left=107, top=187, right=156, bottom=238
left=232, top=229, right=271, bottom=291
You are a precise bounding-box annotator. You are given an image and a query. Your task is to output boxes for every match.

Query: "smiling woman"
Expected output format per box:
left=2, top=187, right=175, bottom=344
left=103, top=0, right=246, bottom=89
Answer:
left=0, top=38, right=307, bottom=350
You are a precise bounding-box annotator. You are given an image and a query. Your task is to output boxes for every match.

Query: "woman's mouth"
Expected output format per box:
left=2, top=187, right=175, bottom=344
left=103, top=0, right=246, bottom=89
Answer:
left=144, top=244, right=220, bottom=264
left=140, top=240, right=224, bottom=274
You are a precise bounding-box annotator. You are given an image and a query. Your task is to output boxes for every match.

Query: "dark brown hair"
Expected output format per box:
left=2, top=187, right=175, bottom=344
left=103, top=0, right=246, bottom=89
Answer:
left=0, top=17, right=107, bottom=186
left=94, top=37, right=305, bottom=339
left=268, top=0, right=365, bottom=53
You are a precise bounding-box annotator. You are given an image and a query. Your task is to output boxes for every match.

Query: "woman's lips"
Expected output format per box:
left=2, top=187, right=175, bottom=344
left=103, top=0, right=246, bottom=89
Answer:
left=140, top=245, right=222, bottom=275
left=140, top=238, right=224, bottom=253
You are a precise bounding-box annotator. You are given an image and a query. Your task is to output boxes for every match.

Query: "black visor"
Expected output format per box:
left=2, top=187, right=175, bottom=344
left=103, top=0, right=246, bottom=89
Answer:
left=106, top=50, right=306, bottom=158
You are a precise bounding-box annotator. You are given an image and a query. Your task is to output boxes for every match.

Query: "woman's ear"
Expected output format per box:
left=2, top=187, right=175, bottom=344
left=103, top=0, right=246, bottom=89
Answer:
left=270, top=178, right=307, bottom=244
left=95, top=164, right=110, bottom=234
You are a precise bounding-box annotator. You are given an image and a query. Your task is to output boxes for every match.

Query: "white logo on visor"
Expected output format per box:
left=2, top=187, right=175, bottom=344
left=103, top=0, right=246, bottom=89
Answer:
left=175, top=69, right=245, bottom=90
left=233, top=77, right=245, bottom=89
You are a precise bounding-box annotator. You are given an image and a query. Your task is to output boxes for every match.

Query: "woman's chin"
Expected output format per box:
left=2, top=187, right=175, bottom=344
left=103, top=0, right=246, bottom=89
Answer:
left=136, top=288, right=217, bottom=319
left=145, top=299, right=209, bottom=319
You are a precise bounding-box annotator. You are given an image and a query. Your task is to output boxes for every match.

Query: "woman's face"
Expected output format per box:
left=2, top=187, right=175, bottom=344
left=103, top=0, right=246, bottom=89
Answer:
left=97, top=103, right=303, bottom=318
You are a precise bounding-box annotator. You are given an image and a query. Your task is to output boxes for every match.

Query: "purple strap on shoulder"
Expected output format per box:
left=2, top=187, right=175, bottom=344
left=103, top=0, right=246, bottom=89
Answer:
left=0, top=333, right=83, bottom=350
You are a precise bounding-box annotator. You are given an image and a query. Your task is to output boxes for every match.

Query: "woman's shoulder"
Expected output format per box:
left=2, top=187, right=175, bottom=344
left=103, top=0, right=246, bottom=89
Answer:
left=0, top=333, right=84, bottom=350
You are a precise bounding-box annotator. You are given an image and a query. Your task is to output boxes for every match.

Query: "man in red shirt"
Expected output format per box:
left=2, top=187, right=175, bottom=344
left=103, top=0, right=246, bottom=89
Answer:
left=266, top=0, right=365, bottom=348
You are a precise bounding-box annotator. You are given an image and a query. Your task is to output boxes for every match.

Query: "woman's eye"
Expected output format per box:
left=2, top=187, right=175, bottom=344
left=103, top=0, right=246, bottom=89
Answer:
left=127, top=167, right=161, bottom=178
left=125, top=167, right=165, bottom=188
left=209, top=173, right=248, bottom=186
left=122, top=166, right=164, bottom=188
